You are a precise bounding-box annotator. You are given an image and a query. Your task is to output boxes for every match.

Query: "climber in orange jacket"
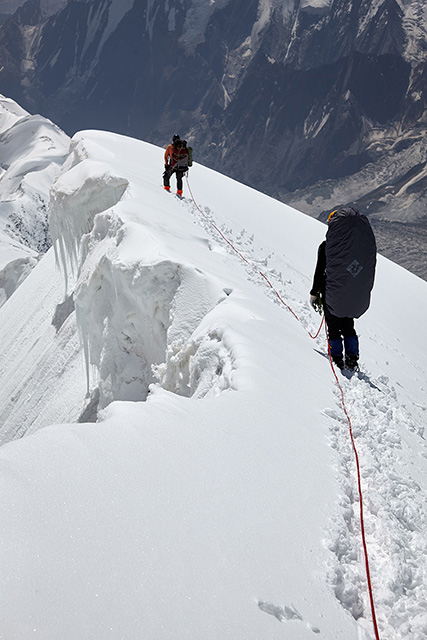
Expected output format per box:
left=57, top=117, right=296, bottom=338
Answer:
left=163, top=134, right=189, bottom=197
left=164, top=135, right=178, bottom=168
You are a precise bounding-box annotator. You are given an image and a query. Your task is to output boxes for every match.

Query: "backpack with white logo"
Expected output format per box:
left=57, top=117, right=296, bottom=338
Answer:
left=325, top=207, right=377, bottom=318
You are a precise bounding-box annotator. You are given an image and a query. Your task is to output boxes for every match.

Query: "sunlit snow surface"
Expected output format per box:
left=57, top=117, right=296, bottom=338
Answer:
left=0, top=96, right=69, bottom=305
left=0, top=124, right=426, bottom=639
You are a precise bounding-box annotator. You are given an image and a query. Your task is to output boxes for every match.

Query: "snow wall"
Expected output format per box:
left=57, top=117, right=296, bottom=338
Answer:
left=49, top=134, right=238, bottom=415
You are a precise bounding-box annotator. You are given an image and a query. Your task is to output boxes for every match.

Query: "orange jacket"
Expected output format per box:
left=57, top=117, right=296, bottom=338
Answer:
left=164, top=144, right=174, bottom=166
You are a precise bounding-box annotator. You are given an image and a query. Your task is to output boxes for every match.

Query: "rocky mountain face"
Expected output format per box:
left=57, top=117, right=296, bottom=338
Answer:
left=0, top=0, right=426, bottom=277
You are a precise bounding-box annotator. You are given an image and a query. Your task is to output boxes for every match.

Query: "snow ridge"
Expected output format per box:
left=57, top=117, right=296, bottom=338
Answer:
left=0, top=97, right=69, bottom=306
left=1, top=123, right=427, bottom=639
left=49, top=134, right=237, bottom=413
left=49, top=139, right=128, bottom=287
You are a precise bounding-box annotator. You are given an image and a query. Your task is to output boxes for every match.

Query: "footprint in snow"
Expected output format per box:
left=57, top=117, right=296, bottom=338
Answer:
left=258, top=600, right=320, bottom=633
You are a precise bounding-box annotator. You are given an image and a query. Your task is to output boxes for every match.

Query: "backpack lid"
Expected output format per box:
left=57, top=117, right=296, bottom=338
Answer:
left=328, top=206, right=359, bottom=225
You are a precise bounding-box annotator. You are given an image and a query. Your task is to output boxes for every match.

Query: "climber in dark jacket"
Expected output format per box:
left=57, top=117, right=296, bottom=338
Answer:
left=310, top=207, right=377, bottom=370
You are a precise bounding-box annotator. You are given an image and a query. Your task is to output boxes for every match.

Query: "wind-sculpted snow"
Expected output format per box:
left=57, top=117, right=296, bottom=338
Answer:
left=76, top=247, right=235, bottom=410
left=49, top=134, right=237, bottom=412
left=0, top=96, right=69, bottom=305
left=0, top=255, right=37, bottom=307
left=49, top=154, right=129, bottom=284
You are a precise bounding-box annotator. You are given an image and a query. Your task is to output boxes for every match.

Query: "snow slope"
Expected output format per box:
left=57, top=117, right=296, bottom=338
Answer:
left=0, top=127, right=426, bottom=640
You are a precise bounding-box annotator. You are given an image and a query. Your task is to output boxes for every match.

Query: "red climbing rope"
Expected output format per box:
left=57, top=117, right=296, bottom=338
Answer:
left=324, top=323, right=381, bottom=640
left=185, top=174, right=381, bottom=640
left=185, top=175, right=324, bottom=336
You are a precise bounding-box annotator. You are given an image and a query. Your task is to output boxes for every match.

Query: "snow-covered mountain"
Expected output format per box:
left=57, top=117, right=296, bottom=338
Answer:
left=0, top=97, right=427, bottom=639
left=0, top=0, right=426, bottom=278
left=0, top=95, right=68, bottom=306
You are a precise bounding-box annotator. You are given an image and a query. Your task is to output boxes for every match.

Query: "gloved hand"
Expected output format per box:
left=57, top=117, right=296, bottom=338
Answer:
left=164, top=164, right=169, bottom=169
left=310, top=294, right=319, bottom=312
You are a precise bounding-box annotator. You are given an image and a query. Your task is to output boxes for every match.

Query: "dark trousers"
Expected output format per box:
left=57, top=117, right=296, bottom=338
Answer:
left=163, top=166, right=185, bottom=190
left=324, top=304, right=356, bottom=340
left=324, top=303, right=358, bottom=358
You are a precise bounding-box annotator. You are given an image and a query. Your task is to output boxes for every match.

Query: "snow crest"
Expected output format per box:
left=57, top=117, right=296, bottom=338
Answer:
left=300, top=0, right=331, bottom=14
left=0, top=256, right=38, bottom=306
left=49, top=134, right=236, bottom=413
left=0, top=97, right=69, bottom=305
left=49, top=157, right=128, bottom=285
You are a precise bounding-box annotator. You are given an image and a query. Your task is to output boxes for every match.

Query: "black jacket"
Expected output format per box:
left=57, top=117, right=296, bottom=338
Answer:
left=310, top=241, right=326, bottom=297
left=311, top=208, right=376, bottom=318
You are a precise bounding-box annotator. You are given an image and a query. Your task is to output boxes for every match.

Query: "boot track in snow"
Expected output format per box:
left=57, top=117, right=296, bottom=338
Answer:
left=181, top=182, right=427, bottom=640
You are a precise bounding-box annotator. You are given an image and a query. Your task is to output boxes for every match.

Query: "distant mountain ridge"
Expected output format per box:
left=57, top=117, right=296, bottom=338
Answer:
left=0, top=0, right=426, bottom=278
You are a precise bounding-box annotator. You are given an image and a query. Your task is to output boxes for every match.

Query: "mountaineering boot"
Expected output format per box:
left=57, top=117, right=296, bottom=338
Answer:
left=177, top=189, right=183, bottom=197
left=345, top=354, right=359, bottom=371
left=344, top=335, right=359, bottom=370
left=333, top=356, right=345, bottom=370
left=164, top=185, right=171, bottom=192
